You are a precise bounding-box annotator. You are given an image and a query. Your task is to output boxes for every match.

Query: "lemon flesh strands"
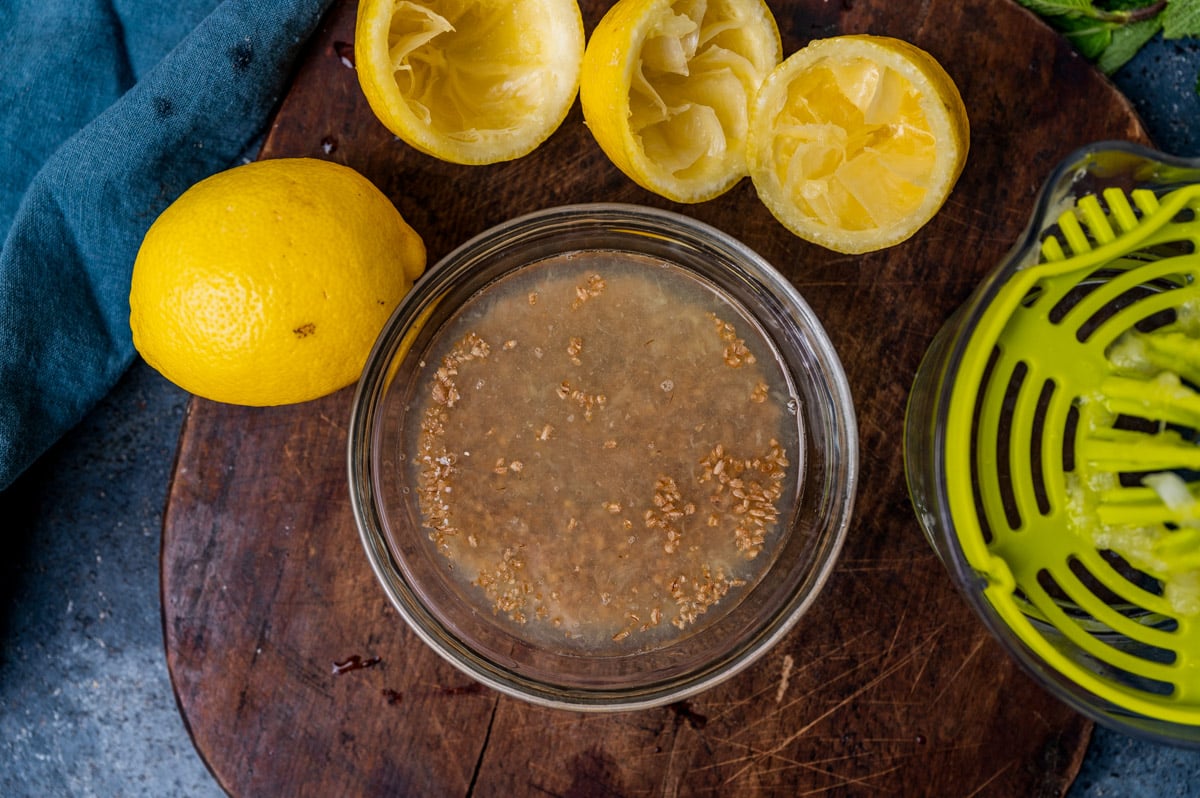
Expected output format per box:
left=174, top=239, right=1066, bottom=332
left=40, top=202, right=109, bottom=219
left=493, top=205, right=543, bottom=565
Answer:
left=748, top=35, right=968, bottom=254
left=356, top=0, right=584, bottom=165
left=581, top=0, right=781, bottom=203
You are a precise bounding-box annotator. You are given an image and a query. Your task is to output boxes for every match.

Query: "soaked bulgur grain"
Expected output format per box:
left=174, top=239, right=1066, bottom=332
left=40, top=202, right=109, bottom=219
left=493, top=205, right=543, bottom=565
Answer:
left=404, top=252, right=802, bottom=653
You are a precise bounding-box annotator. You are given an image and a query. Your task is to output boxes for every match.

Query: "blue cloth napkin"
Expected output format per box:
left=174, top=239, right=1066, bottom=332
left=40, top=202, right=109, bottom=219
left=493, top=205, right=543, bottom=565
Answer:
left=0, top=0, right=334, bottom=490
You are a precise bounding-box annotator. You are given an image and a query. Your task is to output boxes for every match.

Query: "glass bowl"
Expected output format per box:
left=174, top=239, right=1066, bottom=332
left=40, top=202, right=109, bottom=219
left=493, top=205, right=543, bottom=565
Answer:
left=349, top=203, right=858, bottom=711
left=905, top=141, right=1200, bottom=746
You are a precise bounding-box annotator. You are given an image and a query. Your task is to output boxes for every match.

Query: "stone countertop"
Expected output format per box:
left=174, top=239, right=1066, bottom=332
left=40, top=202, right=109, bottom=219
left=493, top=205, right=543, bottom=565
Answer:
left=2, top=32, right=1199, bottom=798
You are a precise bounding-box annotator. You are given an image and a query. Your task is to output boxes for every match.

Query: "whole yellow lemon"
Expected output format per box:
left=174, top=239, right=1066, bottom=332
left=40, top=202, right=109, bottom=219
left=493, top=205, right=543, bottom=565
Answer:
left=129, top=157, right=426, bottom=406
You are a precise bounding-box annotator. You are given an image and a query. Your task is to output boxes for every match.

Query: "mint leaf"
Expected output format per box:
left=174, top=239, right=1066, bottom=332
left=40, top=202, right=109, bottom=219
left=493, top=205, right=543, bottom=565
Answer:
left=1057, top=17, right=1116, bottom=57
left=1020, top=0, right=1199, bottom=78
left=1017, top=0, right=1166, bottom=21
left=1017, top=0, right=1102, bottom=16
left=1097, top=16, right=1164, bottom=71
left=1163, top=0, right=1200, bottom=38
left=1106, top=0, right=1163, bottom=11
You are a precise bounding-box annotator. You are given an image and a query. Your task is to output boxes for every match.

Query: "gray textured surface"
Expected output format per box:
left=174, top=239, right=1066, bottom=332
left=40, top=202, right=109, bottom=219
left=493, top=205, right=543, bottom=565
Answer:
left=2, top=30, right=1199, bottom=798
left=0, top=363, right=219, bottom=797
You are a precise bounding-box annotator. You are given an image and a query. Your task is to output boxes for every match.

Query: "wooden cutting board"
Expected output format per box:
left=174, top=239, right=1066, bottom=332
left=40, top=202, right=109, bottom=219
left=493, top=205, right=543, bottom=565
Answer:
left=162, top=1, right=1150, bottom=795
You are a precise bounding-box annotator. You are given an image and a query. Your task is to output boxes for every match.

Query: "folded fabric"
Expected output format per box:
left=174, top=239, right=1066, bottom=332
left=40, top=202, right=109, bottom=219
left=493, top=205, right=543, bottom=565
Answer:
left=0, top=0, right=334, bottom=490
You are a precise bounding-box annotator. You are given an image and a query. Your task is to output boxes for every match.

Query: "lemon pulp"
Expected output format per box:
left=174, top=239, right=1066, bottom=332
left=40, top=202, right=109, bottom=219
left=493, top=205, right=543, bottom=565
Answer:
left=581, top=0, right=781, bottom=203
left=749, top=35, right=969, bottom=254
left=356, top=0, right=585, bottom=165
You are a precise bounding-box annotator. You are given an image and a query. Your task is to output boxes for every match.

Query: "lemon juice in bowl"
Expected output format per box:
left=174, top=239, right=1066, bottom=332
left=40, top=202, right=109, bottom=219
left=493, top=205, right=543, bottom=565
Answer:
left=349, top=205, right=857, bottom=709
left=401, top=249, right=802, bottom=652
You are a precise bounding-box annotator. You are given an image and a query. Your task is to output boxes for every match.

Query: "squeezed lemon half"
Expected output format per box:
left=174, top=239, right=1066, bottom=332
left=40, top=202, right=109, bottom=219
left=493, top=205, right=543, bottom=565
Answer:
left=748, top=35, right=969, bottom=254
left=355, top=0, right=585, bottom=165
left=581, top=0, right=782, bottom=203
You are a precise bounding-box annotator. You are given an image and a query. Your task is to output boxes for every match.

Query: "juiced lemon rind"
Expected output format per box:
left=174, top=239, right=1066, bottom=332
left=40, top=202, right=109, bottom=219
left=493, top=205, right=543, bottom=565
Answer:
left=356, top=0, right=585, bottom=165
left=748, top=35, right=969, bottom=254
left=581, top=0, right=782, bottom=203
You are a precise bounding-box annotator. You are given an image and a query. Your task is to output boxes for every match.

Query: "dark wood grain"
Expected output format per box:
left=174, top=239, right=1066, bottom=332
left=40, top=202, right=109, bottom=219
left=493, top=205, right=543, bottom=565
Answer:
left=163, top=0, right=1150, bottom=795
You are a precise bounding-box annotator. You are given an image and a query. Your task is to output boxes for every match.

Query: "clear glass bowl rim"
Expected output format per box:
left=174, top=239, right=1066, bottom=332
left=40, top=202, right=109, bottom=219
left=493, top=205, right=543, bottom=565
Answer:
left=348, top=202, right=859, bottom=711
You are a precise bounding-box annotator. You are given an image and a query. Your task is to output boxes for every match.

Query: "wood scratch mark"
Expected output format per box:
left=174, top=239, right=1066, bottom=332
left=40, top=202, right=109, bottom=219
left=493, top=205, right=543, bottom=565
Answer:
left=795, top=764, right=904, bottom=796
left=940, top=193, right=1028, bottom=226
left=765, top=758, right=906, bottom=791
left=755, top=750, right=890, bottom=777
left=660, top=715, right=690, bottom=798
left=931, top=635, right=986, bottom=706
left=708, top=644, right=893, bottom=747
left=965, top=759, right=1017, bottom=798
left=784, top=648, right=924, bottom=741
left=706, top=630, right=876, bottom=726
left=776, top=654, right=794, bottom=703
left=319, top=411, right=345, bottom=433
left=281, top=443, right=304, bottom=480
left=883, top=609, right=907, bottom=662
left=919, top=231, right=1022, bottom=250
left=907, top=623, right=945, bottom=696
left=711, top=631, right=951, bottom=787
left=719, top=745, right=904, bottom=794
left=703, top=623, right=958, bottom=785
left=717, top=649, right=924, bottom=785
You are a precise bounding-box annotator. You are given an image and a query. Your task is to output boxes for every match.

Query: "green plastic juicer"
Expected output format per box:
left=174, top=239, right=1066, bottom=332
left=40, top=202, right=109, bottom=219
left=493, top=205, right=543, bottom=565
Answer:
left=905, top=142, right=1200, bottom=744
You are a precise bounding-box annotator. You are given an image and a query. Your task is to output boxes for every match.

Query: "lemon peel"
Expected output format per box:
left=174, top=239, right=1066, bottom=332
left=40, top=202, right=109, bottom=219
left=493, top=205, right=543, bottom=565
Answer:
left=581, top=0, right=782, bottom=203
left=129, top=158, right=426, bottom=406
left=355, top=0, right=585, bottom=165
left=748, top=35, right=970, bottom=254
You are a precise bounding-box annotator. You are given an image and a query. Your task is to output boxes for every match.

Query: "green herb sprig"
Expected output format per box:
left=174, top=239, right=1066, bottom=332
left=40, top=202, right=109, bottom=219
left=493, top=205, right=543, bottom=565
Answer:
left=1017, top=0, right=1200, bottom=75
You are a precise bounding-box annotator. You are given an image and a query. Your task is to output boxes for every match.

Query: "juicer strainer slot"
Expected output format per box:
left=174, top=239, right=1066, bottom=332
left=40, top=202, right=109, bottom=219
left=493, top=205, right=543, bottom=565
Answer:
left=913, top=159, right=1200, bottom=732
